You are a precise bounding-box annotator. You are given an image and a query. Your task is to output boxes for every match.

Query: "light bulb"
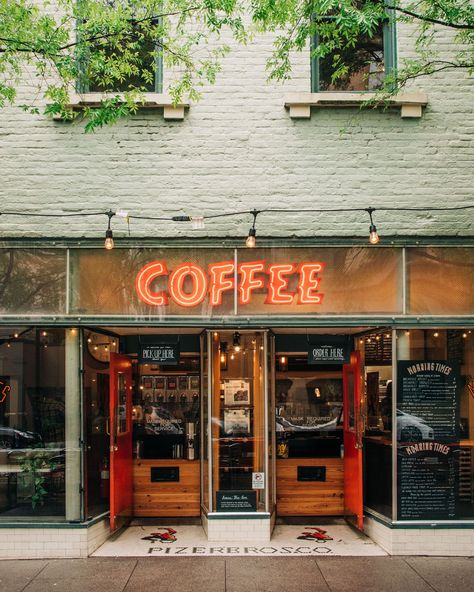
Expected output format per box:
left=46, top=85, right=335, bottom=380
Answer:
left=234, top=345, right=241, bottom=352
left=220, top=353, right=226, bottom=363
left=369, top=224, right=380, bottom=244
left=246, top=227, right=256, bottom=248
left=104, top=229, right=114, bottom=250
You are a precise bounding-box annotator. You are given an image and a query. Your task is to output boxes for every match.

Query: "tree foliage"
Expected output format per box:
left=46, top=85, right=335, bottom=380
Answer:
left=0, top=0, right=472, bottom=131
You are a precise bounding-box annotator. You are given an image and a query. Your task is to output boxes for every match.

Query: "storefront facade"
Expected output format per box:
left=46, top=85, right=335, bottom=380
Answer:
left=0, top=242, right=472, bottom=557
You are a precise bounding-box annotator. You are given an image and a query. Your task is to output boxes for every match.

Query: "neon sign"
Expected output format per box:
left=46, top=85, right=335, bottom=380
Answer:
left=0, top=380, right=11, bottom=404
left=136, top=260, right=324, bottom=308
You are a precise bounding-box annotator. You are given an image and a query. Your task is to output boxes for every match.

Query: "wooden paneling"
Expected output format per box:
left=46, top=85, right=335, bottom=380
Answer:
left=276, top=458, right=344, bottom=516
left=133, top=459, right=200, bottom=517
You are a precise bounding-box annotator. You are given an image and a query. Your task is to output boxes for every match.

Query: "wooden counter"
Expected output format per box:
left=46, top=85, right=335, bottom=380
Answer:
left=276, top=457, right=344, bottom=516
left=133, top=459, right=200, bottom=517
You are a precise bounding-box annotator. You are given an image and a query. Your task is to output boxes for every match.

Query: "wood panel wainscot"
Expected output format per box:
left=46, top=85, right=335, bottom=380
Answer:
left=276, top=458, right=344, bottom=516
left=133, top=459, right=200, bottom=517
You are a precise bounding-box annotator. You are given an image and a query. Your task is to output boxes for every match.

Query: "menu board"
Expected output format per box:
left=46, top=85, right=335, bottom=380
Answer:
left=397, top=361, right=459, bottom=441
left=397, top=360, right=460, bottom=521
left=365, top=334, right=392, bottom=365
left=398, top=443, right=457, bottom=520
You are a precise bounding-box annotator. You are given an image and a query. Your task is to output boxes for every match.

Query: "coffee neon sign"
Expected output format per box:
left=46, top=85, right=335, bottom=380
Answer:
left=136, top=260, right=324, bottom=308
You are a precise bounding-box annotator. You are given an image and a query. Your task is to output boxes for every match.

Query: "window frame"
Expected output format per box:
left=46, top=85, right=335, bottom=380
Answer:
left=311, top=8, right=397, bottom=93
left=76, top=23, right=164, bottom=95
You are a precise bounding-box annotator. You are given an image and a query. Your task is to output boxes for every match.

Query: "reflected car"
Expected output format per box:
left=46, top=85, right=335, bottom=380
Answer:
left=0, top=427, right=43, bottom=449
left=396, top=410, right=434, bottom=441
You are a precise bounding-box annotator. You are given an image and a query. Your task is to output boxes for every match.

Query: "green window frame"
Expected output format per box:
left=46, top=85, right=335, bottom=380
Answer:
left=311, top=9, right=397, bottom=92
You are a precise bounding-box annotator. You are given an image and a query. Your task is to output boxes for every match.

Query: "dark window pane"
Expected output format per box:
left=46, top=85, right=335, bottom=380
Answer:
left=319, top=26, right=385, bottom=91
left=0, top=328, right=66, bottom=520
left=88, top=38, right=159, bottom=92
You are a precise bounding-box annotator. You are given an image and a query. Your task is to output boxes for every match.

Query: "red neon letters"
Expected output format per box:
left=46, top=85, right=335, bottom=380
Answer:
left=136, top=260, right=324, bottom=308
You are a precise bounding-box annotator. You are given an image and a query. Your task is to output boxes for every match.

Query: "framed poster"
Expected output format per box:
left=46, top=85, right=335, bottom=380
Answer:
left=223, top=380, right=251, bottom=406
left=223, top=408, right=251, bottom=435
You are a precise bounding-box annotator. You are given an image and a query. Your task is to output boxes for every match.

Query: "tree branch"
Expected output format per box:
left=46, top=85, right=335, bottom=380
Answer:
left=386, top=5, right=474, bottom=30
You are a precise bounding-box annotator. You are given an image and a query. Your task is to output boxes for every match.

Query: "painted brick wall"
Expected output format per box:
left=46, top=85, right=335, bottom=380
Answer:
left=0, top=15, right=473, bottom=240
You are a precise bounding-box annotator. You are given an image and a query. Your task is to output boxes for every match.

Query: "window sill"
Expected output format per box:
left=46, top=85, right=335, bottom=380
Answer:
left=284, top=92, right=428, bottom=119
left=53, top=92, right=188, bottom=120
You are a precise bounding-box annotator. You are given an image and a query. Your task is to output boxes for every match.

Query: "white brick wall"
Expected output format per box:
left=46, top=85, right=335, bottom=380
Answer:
left=0, top=12, right=472, bottom=240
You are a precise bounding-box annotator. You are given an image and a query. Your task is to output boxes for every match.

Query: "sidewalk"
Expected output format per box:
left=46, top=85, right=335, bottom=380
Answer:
left=1, top=556, right=473, bottom=592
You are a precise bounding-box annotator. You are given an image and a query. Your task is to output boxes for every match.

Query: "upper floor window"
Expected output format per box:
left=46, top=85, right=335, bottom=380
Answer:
left=311, top=8, right=396, bottom=92
left=77, top=11, right=163, bottom=94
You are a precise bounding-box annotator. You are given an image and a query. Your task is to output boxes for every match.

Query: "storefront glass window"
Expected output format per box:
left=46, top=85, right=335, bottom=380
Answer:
left=0, top=328, right=67, bottom=521
left=360, top=331, right=393, bottom=519
left=396, top=329, right=474, bottom=521
left=0, top=250, right=67, bottom=315
left=208, top=331, right=267, bottom=513
left=407, top=248, right=474, bottom=315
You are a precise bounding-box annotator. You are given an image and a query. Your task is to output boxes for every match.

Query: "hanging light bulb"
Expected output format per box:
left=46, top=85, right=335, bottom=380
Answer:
left=245, top=209, right=260, bottom=248
left=104, top=210, right=115, bottom=250
left=233, top=331, right=241, bottom=352
left=366, top=207, right=380, bottom=245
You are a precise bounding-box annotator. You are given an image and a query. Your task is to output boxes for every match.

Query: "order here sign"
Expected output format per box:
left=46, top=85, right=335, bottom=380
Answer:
left=135, top=260, right=324, bottom=308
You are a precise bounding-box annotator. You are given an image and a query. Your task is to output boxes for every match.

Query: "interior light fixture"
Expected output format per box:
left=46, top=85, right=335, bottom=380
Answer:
left=462, top=332, right=467, bottom=338
left=104, top=210, right=115, bottom=250
left=245, top=209, right=260, bottom=248
left=433, top=331, right=439, bottom=338
left=279, top=355, right=288, bottom=371
left=220, top=342, right=228, bottom=369
left=233, top=332, right=241, bottom=352
left=366, top=207, right=380, bottom=245
left=13, top=332, right=19, bottom=339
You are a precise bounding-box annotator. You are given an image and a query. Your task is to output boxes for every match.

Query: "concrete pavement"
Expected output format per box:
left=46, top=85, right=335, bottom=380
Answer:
left=0, top=556, right=473, bottom=592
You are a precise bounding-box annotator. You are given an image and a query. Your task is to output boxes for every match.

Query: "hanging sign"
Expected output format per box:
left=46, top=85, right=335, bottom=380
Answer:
left=139, top=343, right=180, bottom=365
left=307, top=336, right=351, bottom=364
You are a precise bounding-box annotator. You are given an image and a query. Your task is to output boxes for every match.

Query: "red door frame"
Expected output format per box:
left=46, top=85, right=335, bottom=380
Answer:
left=109, top=353, right=133, bottom=531
left=343, top=350, right=364, bottom=531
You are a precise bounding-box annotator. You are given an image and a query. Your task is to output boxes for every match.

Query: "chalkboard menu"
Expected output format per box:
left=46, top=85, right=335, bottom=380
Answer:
left=397, top=360, right=459, bottom=441
left=365, top=334, right=392, bottom=365
left=447, top=330, right=464, bottom=365
left=398, top=443, right=457, bottom=520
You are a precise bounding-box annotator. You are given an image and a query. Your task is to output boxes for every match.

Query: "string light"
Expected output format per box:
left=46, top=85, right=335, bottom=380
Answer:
left=246, top=209, right=259, bottom=248
left=104, top=210, right=115, bottom=250
left=366, top=207, right=380, bottom=245
left=0, top=204, right=473, bottom=244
